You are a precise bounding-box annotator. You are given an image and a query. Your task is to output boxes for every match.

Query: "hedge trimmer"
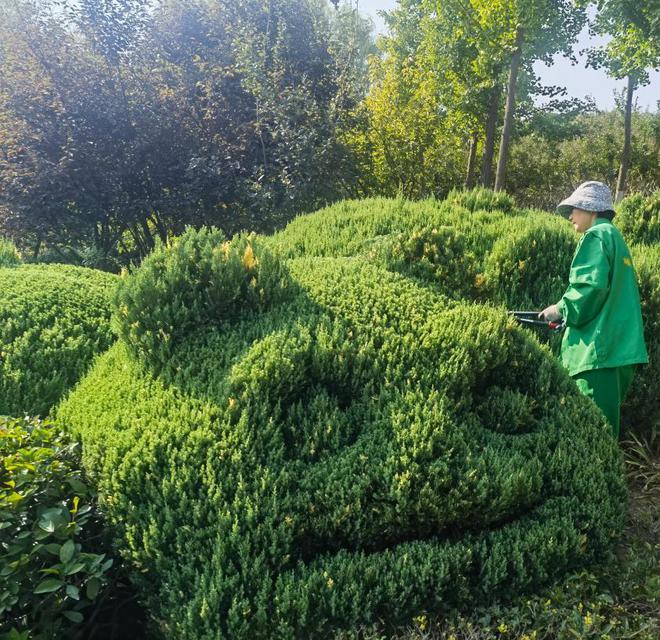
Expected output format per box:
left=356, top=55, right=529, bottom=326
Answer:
left=508, top=311, right=565, bottom=333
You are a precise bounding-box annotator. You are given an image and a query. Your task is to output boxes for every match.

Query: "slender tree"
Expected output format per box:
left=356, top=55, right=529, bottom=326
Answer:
left=487, top=0, right=587, bottom=191
left=586, top=0, right=660, bottom=201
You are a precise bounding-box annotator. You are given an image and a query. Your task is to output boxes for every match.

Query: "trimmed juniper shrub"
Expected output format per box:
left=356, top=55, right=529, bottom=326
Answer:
left=444, top=187, right=516, bottom=214
left=483, top=221, right=577, bottom=311
left=371, top=226, right=480, bottom=299
left=270, top=197, right=459, bottom=260
left=616, top=192, right=660, bottom=246
left=0, top=264, right=117, bottom=417
left=114, top=228, right=293, bottom=371
left=270, top=198, right=514, bottom=286
left=623, top=244, right=660, bottom=436
left=57, top=229, right=626, bottom=639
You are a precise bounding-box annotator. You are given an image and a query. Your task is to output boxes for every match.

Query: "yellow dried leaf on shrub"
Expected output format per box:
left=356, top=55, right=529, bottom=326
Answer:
left=243, top=244, right=258, bottom=270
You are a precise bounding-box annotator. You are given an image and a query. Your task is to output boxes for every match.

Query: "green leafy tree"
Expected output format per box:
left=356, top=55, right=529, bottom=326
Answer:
left=473, top=0, right=588, bottom=192
left=585, top=0, right=660, bottom=201
left=419, top=0, right=507, bottom=188
left=507, top=109, right=660, bottom=209
left=359, top=0, right=589, bottom=200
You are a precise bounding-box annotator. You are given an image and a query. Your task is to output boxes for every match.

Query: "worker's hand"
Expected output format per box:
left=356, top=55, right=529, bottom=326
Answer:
left=539, top=304, right=562, bottom=322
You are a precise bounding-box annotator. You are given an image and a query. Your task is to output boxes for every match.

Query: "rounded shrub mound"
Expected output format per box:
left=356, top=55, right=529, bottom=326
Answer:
left=483, top=220, right=576, bottom=311
left=270, top=197, right=460, bottom=259
left=57, top=231, right=625, bottom=639
left=0, top=264, right=117, bottom=417
left=445, top=187, right=516, bottom=213
left=616, top=192, right=660, bottom=246
left=114, top=228, right=292, bottom=370
left=371, top=226, right=480, bottom=299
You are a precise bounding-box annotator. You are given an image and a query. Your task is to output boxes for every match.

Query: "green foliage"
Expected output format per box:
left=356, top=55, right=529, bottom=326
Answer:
left=0, top=264, right=116, bottom=417
left=270, top=197, right=452, bottom=259
left=0, top=239, right=21, bottom=268
left=445, top=188, right=516, bottom=214
left=349, top=52, right=465, bottom=199
left=58, top=236, right=626, bottom=638
left=277, top=196, right=658, bottom=437
left=506, top=111, right=660, bottom=211
left=270, top=196, right=511, bottom=265
left=114, top=228, right=293, bottom=370
left=483, top=219, right=577, bottom=310
left=0, top=0, right=369, bottom=264
left=586, top=0, right=660, bottom=85
left=616, top=192, right=660, bottom=246
left=343, top=460, right=659, bottom=640
left=347, top=539, right=659, bottom=640
left=0, top=416, right=114, bottom=639
left=622, top=244, right=660, bottom=437
left=372, top=226, right=479, bottom=299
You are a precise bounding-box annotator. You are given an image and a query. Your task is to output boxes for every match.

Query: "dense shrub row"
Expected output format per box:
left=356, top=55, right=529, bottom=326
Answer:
left=57, top=228, right=626, bottom=639
left=0, top=264, right=116, bottom=417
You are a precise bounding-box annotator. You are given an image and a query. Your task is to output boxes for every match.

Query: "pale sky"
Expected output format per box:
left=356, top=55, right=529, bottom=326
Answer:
left=357, top=0, right=659, bottom=112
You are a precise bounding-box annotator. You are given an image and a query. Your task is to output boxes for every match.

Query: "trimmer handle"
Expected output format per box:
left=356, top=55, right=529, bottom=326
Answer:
left=508, top=311, right=565, bottom=333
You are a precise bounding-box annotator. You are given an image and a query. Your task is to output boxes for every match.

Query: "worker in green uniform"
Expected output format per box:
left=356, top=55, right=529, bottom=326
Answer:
left=540, top=181, right=648, bottom=438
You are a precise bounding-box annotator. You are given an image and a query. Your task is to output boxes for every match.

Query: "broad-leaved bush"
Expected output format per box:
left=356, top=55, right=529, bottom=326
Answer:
left=0, top=416, right=113, bottom=639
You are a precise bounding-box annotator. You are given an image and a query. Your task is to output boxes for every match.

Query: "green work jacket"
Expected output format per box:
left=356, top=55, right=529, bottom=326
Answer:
left=556, top=218, right=648, bottom=376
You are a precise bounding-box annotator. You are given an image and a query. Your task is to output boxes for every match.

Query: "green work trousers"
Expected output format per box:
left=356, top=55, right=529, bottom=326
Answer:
left=572, top=365, right=635, bottom=439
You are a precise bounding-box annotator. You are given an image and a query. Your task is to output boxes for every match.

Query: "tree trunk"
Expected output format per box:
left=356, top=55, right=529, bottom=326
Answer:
left=615, top=74, right=635, bottom=203
left=480, top=84, right=500, bottom=187
left=129, top=224, right=148, bottom=258
left=494, top=27, right=524, bottom=192
left=32, top=238, right=42, bottom=260
left=465, top=132, right=478, bottom=189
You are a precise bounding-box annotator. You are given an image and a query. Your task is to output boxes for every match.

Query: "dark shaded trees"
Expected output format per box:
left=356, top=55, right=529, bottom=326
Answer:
left=0, top=0, right=368, bottom=266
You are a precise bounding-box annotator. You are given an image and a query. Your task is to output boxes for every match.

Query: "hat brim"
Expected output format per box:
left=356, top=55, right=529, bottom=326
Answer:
left=556, top=203, right=573, bottom=218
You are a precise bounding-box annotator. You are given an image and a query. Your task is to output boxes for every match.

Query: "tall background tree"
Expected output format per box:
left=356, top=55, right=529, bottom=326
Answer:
left=356, top=0, right=589, bottom=197
left=585, top=0, right=660, bottom=201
